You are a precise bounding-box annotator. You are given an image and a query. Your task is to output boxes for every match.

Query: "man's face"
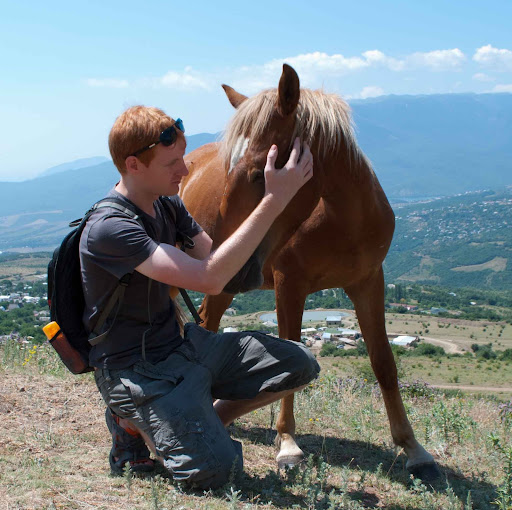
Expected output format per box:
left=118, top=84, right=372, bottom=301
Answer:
left=142, top=136, right=188, bottom=196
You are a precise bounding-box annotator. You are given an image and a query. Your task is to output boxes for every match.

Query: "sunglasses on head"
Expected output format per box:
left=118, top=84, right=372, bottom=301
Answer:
left=131, top=118, right=185, bottom=157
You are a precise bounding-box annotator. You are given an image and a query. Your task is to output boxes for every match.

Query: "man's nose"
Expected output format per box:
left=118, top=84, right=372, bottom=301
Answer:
left=180, top=160, right=189, bottom=176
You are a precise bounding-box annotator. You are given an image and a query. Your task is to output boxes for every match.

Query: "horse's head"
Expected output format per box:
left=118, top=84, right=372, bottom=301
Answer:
left=216, top=64, right=325, bottom=294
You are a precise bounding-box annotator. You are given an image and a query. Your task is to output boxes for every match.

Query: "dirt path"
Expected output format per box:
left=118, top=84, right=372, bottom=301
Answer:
left=416, top=335, right=464, bottom=354
left=433, top=383, right=512, bottom=393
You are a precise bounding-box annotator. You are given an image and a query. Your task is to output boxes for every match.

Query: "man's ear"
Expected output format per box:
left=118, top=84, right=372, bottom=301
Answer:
left=125, top=155, right=141, bottom=174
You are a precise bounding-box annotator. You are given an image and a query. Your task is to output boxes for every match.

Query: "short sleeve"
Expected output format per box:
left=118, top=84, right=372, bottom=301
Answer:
left=168, top=196, right=203, bottom=238
left=85, top=214, right=158, bottom=279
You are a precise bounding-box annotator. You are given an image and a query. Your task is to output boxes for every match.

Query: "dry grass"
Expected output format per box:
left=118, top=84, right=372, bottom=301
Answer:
left=1, top=340, right=510, bottom=509
left=0, top=256, right=49, bottom=278
left=452, top=257, right=508, bottom=273
left=385, top=312, right=512, bottom=352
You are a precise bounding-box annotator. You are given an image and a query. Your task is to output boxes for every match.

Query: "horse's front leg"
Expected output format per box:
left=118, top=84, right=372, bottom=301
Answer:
left=198, top=292, right=234, bottom=332
left=273, top=269, right=308, bottom=468
left=346, top=267, right=440, bottom=480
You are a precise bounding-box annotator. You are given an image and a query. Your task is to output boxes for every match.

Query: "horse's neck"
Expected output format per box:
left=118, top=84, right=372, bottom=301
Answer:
left=321, top=153, right=379, bottom=203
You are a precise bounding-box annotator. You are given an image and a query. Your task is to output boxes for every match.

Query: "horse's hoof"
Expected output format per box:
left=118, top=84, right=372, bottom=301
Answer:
left=276, top=454, right=304, bottom=470
left=407, top=461, right=441, bottom=482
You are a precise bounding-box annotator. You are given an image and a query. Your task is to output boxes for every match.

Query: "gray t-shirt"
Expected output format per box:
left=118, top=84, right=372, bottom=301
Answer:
left=79, top=189, right=203, bottom=369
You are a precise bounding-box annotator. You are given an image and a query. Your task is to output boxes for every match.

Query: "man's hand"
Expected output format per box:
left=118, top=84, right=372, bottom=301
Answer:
left=263, top=137, right=313, bottom=209
left=137, top=138, right=313, bottom=295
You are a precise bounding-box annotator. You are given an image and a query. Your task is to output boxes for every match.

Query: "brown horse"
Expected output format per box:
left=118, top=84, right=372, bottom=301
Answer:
left=180, top=64, right=439, bottom=480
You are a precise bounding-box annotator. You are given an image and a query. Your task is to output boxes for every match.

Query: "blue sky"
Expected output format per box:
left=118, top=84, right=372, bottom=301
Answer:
left=1, top=0, right=511, bottom=180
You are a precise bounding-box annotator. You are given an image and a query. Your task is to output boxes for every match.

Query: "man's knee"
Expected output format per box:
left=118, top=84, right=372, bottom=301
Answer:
left=291, top=342, right=321, bottom=385
left=169, top=439, right=243, bottom=490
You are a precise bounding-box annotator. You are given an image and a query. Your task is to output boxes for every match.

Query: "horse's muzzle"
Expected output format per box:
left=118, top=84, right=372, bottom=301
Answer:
left=222, top=253, right=263, bottom=294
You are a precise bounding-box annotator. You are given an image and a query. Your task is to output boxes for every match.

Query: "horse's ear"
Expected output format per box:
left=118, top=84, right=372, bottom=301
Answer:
left=222, top=84, right=248, bottom=109
left=277, top=64, right=300, bottom=117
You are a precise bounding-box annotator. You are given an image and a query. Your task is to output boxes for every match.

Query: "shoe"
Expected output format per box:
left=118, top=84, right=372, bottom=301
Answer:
left=105, top=408, right=155, bottom=475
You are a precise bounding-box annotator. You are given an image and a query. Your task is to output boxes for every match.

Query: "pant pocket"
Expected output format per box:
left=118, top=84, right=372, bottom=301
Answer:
left=159, top=416, right=225, bottom=486
left=121, top=376, right=180, bottom=408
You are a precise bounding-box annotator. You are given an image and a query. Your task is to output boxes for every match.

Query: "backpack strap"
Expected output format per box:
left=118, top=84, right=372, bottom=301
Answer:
left=82, top=198, right=142, bottom=346
left=85, top=195, right=203, bottom=346
left=69, top=197, right=141, bottom=228
left=88, top=273, right=132, bottom=346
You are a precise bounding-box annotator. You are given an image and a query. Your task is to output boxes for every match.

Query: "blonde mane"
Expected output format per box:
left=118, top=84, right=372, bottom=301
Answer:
left=221, top=88, right=363, bottom=169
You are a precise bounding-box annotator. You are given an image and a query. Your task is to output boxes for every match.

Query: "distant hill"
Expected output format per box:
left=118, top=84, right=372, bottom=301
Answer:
left=38, top=156, right=109, bottom=178
left=0, top=132, right=221, bottom=250
left=0, top=93, right=511, bottom=252
left=384, top=187, right=512, bottom=290
left=351, top=93, right=512, bottom=198
left=185, top=132, right=221, bottom=153
left=34, top=132, right=221, bottom=180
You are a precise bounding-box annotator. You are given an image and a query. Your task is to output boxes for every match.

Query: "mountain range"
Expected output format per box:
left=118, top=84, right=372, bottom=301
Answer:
left=0, top=92, right=510, bottom=251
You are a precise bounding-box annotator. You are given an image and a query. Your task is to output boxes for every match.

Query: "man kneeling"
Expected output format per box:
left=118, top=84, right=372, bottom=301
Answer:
left=80, top=106, right=319, bottom=489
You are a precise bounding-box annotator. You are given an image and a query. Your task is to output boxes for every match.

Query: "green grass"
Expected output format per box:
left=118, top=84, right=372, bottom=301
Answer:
left=1, top=339, right=511, bottom=508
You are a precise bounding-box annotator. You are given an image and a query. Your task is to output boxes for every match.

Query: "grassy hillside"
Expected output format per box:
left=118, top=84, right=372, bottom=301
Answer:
left=385, top=188, right=512, bottom=289
left=2, top=341, right=512, bottom=509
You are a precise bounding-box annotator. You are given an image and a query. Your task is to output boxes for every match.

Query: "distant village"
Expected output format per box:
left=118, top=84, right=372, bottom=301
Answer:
left=0, top=273, right=453, bottom=350
left=0, top=274, right=47, bottom=311
left=222, top=311, right=419, bottom=351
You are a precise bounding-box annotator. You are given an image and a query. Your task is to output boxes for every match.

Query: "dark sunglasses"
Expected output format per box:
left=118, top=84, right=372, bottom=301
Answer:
left=131, top=118, right=185, bottom=157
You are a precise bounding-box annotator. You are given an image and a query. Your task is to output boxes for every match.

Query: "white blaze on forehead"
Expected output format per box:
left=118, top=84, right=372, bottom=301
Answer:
left=229, top=136, right=249, bottom=174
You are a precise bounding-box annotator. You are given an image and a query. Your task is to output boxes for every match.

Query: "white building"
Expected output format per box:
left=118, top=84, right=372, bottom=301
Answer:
left=322, top=332, right=332, bottom=342
left=326, top=316, right=343, bottom=326
left=391, top=335, right=418, bottom=347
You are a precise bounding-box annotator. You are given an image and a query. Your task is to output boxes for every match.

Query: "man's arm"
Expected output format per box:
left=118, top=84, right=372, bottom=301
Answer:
left=186, top=231, right=213, bottom=260
left=137, top=138, right=313, bottom=294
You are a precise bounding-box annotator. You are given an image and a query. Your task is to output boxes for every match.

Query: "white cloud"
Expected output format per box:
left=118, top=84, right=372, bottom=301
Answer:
left=158, top=67, right=211, bottom=90
left=359, top=86, right=385, bottom=99
left=473, top=45, right=512, bottom=71
left=84, top=47, right=479, bottom=96
left=230, top=51, right=371, bottom=92
left=472, top=72, right=495, bottom=82
left=493, top=84, right=512, bottom=93
left=407, top=49, right=466, bottom=70
left=230, top=48, right=467, bottom=92
left=86, top=78, right=129, bottom=88
left=362, top=50, right=405, bottom=71
left=280, top=51, right=369, bottom=73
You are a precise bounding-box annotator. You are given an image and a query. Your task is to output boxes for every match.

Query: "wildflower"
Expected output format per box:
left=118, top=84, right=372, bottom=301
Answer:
left=22, top=344, right=39, bottom=366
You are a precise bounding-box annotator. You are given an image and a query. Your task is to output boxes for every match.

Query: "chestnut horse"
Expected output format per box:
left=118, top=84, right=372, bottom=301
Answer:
left=180, top=64, right=439, bottom=480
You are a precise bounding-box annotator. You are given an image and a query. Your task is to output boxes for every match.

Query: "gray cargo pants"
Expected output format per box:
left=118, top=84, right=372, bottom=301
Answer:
left=95, top=323, right=320, bottom=489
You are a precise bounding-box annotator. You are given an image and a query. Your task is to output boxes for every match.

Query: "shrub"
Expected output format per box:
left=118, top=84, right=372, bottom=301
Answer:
left=398, top=380, right=440, bottom=400
left=471, top=342, right=497, bottom=360
left=409, top=342, right=446, bottom=357
left=320, top=343, right=338, bottom=357
left=498, top=400, right=512, bottom=427
left=499, top=349, right=512, bottom=361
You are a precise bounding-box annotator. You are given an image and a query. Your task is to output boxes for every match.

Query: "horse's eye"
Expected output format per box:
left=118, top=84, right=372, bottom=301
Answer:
left=249, top=169, right=265, bottom=183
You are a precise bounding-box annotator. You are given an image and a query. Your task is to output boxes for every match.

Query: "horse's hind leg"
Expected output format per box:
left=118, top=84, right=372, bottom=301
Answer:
left=345, top=267, right=440, bottom=480
left=273, top=270, right=308, bottom=468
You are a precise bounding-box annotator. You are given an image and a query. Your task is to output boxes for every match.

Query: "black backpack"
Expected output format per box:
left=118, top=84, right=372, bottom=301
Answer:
left=46, top=196, right=200, bottom=374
